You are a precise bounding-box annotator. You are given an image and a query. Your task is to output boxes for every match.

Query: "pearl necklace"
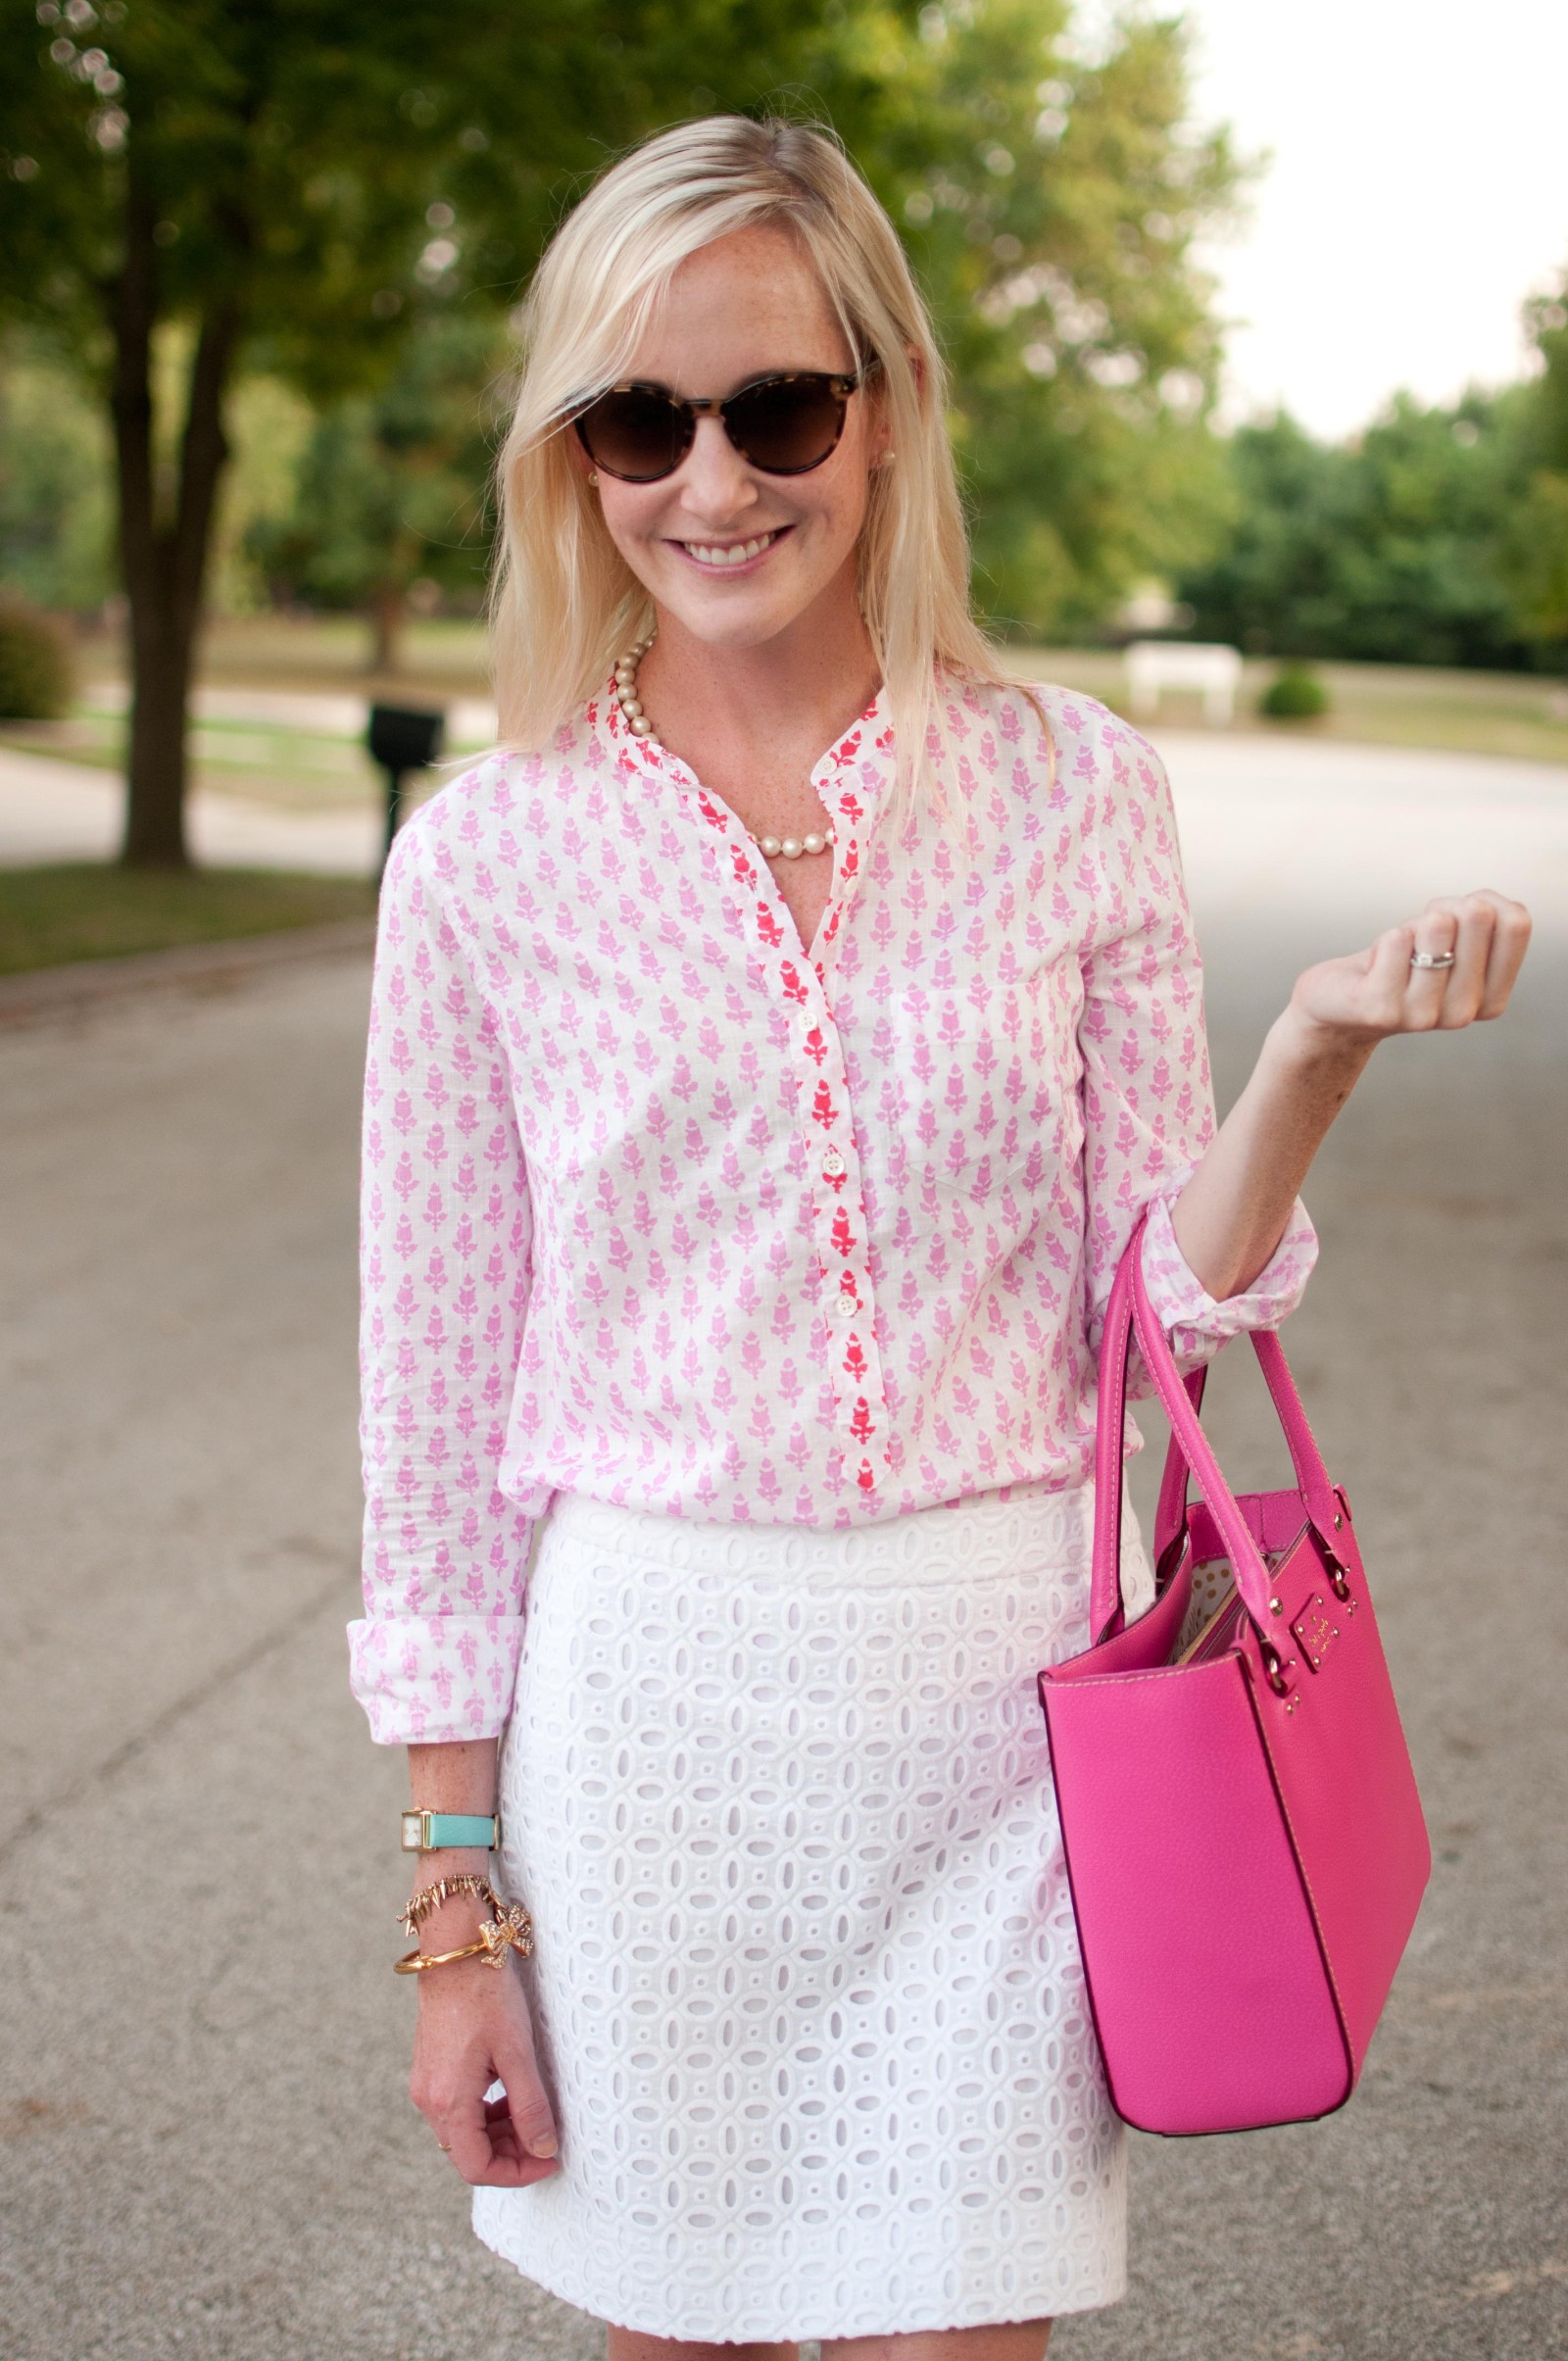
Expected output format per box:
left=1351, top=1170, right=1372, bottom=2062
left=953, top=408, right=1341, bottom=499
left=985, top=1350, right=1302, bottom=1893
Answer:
left=612, top=638, right=837, bottom=862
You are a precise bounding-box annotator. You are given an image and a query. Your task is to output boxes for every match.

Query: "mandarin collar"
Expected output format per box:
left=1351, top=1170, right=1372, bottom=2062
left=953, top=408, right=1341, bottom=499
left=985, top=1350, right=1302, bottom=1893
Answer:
left=599, top=670, right=896, bottom=828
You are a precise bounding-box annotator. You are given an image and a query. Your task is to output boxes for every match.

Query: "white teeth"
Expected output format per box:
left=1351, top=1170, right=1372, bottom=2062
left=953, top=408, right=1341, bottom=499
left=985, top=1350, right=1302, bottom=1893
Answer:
left=683, top=531, right=778, bottom=566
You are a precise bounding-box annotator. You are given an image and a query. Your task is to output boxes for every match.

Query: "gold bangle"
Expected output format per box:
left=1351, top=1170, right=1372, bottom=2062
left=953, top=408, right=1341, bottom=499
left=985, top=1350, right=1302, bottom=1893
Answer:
left=393, top=1894, right=535, bottom=1974
left=394, top=1936, right=494, bottom=1975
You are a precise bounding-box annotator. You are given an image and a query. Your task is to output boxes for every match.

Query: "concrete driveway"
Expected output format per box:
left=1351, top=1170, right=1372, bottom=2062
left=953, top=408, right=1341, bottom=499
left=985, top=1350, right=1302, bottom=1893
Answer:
left=0, top=735, right=1563, bottom=2360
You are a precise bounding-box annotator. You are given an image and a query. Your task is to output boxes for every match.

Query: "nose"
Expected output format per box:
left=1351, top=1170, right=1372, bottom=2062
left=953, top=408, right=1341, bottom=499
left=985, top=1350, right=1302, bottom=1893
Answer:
left=673, top=413, right=760, bottom=522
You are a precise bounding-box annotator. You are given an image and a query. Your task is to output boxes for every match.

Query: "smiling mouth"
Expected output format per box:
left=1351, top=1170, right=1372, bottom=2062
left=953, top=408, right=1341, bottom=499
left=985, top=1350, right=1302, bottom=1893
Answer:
left=675, top=528, right=787, bottom=568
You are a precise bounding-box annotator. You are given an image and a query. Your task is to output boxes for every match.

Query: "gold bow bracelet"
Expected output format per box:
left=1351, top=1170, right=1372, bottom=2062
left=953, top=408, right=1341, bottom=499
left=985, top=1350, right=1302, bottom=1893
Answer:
left=394, top=1878, right=536, bottom=1975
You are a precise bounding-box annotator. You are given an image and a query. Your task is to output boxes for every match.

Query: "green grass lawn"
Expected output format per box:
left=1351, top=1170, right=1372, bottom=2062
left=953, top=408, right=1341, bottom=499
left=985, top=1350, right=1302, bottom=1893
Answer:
left=0, top=706, right=383, bottom=812
left=0, top=863, right=375, bottom=977
left=57, top=614, right=1568, bottom=768
left=0, top=694, right=498, bottom=813
left=1009, top=648, right=1568, bottom=767
left=74, top=612, right=494, bottom=704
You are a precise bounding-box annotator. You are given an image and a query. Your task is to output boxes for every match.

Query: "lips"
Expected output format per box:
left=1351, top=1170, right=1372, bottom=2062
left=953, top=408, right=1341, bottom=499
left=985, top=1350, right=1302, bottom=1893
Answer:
left=675, top=528, right=787, bottom=569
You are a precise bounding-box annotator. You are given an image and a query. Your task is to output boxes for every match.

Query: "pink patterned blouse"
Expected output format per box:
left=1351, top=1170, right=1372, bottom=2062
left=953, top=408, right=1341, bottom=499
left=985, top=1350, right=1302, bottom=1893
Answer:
left=349, top=673, right=1315, bottom=1744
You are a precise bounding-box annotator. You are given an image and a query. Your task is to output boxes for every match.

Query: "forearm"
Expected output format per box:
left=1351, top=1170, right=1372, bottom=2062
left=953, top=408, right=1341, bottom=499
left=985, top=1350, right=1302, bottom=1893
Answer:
left=406, top=1738, right=502, bottom=1942
left=1170, top=1008, right=1372, bottom=1303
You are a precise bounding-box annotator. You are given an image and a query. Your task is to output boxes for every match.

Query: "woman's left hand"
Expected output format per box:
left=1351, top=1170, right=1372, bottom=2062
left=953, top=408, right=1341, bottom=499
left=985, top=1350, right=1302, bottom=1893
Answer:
left=1285, top=890, right=1532, bottom=1049
left=1172, top=889, right=1532, bottom=1303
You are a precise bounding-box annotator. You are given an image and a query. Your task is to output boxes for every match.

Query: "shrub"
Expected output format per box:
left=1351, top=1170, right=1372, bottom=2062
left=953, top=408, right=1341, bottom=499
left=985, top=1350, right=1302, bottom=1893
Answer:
left=0, top=595, right=74, bottom=719
left=1260, top=663, right=1330, bottom=720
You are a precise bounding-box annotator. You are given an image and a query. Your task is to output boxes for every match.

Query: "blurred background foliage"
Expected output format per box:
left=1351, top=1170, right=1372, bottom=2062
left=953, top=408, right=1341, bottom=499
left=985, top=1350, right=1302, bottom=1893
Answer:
left=0, top=0, right=1564, bottom=762
left=842, top=0, right=1246, bottom=637
left=242, top=311, right=508, bottom=671
left=1176, top=380, right=1552, bottom=670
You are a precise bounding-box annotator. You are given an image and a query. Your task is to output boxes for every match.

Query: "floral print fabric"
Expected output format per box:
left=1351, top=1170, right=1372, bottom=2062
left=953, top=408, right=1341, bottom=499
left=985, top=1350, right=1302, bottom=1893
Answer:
left=350, top=675, right=1315, bottom=1743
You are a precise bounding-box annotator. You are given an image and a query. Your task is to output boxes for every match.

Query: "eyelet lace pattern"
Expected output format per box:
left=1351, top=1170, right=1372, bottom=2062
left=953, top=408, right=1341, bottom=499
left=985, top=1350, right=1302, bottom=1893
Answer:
left=473, top=1476, right=1154, bottom=2338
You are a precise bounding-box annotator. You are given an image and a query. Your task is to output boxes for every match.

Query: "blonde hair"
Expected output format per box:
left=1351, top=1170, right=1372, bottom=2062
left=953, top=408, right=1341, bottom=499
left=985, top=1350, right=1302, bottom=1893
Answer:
left=490, top=115, right=1027, bottom=810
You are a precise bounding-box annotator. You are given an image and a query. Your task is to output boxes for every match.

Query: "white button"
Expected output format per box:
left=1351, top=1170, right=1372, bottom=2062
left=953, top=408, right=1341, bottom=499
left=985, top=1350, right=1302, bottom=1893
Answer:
left=822, top=1148, right=846, bottom=1179
left=831, top=1296, right=857, bottom=1322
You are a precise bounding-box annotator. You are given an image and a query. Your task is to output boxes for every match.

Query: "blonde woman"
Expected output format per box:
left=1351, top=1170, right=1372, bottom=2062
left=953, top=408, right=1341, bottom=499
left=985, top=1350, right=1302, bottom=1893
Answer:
left=350, top=116, right=1528, bottom=2360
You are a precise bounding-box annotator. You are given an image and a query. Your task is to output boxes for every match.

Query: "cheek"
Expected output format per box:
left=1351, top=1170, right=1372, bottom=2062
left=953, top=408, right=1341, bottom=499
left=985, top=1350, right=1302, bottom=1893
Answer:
left=803, top=456, right=871, bottom=556
left=829, top=426, right=878, bottom=530
left=599, top=493, right=670, bottom=572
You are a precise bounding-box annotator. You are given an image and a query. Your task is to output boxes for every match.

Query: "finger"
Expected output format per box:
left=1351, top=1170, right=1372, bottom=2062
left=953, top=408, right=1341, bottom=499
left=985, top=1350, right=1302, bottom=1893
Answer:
left=1406, top=902, right=1460, bottom=1029
left=481, top=2092, right=562, bottom=2185
left=433, top=2087, right=501, bottom=2185
left=492, top=2031, right=560, bottom=2163
left=433, top=2091, right=548, bottom=2189
left=1433, top=896, right=1496, bottom=1029
left=1360, top=923, right=1417, bottom=1030
left=1477, top=891, right=1533, bottom=1018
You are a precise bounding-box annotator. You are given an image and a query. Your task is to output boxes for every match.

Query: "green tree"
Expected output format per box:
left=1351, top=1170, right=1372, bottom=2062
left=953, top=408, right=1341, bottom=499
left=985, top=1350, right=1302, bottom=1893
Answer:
left=0, top=0, right=879, bottom=866
left=1499, top=273, right=1568, bottom=656
left=246, top=307, right=505, bottom=669
left=0, top=0, right=1248, bottom=861
left=0, top=325, right=116, bottom=609
left=1178, top=391, right=1537, bottom=668
left=0, top=0, right=462, bottom=861
left=861, top=0, right=1242, bottom=637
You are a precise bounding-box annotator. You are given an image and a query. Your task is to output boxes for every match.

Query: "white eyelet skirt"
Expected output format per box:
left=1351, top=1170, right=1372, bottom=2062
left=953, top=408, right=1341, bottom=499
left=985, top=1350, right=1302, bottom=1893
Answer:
left=474, top=1474, right=1153, bottom=2341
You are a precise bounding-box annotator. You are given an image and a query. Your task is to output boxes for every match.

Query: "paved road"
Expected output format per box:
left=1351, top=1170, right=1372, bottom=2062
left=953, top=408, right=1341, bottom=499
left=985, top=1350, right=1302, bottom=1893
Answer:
left=0, top=743, right=386, bottom=874
left=1, top=742, right=1564, bottom=2360
left=7, top=721, right=1568, bottom=904
left=0, top=691, right=498, bottom=874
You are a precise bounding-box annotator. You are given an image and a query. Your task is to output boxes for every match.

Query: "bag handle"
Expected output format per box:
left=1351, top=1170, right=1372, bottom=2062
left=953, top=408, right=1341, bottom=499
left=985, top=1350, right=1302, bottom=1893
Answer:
left=1152, top=1366, right=1208, bottom=1565
left=1091, top=1229, right=1142, bottom=1640
left=1092, top=1217, right=1339, bottom=1643
left=1150, top=1338, right=1342, bottom=1566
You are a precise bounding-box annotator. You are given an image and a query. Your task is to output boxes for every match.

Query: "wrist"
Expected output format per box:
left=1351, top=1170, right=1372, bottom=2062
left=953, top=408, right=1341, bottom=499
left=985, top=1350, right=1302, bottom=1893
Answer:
left=413, top=1894, right=492, bottom=1951
left=1263, top=1000, right=1380, bottom=1084
left=408, top=1845, right=492, bottom=1887
left=399, top=1878, right=534, bottom=1984
left=400, top=1807, right=500, bottom=1854
left=410, top=1940, right=503, bottom=1998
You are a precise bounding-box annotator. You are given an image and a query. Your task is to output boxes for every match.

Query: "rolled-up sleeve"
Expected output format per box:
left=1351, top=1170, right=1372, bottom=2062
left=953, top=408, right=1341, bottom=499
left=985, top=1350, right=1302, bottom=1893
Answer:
left=348, top=815, right=536, bottom=1744
left=1140, top=1182, right=1316, bottom=1362
left=1076, top=718, right=1316, bottom=1383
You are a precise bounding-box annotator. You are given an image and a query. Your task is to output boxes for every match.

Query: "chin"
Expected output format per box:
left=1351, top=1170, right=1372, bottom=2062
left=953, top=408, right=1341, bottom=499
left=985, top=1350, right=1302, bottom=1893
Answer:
left=656, top=565, right=858, bottom=651
left=658, top=590, right=818, bottom=651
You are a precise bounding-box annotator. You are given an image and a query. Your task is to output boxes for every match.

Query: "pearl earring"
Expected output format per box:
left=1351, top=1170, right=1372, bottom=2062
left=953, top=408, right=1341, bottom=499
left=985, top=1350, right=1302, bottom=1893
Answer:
left=587, top=469, right=599, bottom=486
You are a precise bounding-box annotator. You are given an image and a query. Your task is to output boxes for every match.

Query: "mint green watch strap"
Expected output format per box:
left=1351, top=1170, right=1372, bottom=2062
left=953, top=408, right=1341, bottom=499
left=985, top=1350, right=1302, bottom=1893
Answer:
left=400, top=1809, right=501, bottom=1852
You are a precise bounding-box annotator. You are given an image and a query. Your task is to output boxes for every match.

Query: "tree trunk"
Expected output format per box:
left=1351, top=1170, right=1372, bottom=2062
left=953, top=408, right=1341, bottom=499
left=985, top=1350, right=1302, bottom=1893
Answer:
left=368, top=581, right=407, bottom=675
left=111, top=168, right=244, bottom=868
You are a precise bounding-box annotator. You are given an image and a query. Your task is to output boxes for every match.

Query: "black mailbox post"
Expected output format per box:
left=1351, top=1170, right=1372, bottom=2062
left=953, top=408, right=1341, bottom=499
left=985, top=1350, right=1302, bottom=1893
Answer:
left=368, top=704, right=445, bottom=873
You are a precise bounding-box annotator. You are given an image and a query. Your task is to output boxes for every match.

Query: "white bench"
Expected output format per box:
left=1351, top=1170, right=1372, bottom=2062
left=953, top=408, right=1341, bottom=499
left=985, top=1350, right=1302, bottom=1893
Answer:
left=1124, top=640, right=1243, bottom=727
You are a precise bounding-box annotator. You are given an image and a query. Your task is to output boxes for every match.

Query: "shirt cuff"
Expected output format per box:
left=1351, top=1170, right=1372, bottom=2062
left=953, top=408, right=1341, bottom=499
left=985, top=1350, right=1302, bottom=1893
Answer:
left=1140, top=1187, right=1318, bottom=1364
left=347, top=1613, right=524, bottom=1746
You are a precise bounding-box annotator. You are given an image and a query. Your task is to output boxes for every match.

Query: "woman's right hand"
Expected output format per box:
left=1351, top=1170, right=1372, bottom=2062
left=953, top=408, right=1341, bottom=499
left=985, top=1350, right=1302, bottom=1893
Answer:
left=408, top=1920, right=560, bottom=2187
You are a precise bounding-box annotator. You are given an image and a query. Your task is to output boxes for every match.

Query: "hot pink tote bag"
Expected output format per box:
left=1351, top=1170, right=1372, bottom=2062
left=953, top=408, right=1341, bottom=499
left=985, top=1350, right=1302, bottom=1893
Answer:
left=1037, top=1220, right=1431, bottom=2137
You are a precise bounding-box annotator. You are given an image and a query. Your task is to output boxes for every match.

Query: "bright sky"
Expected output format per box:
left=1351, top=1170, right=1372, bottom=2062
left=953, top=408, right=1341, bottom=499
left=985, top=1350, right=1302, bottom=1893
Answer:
left=1093, top=0, right=1568, bottom=440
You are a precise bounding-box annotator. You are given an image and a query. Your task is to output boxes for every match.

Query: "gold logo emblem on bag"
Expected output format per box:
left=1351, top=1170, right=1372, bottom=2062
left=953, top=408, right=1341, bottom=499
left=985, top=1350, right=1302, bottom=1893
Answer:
left=1290, top=1593, right=1340, bottom=1672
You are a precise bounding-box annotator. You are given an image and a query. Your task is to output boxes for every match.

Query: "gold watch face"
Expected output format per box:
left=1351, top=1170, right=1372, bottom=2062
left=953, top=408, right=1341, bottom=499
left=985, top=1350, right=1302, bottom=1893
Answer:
left=400, top=1811, right=426, bottom=1850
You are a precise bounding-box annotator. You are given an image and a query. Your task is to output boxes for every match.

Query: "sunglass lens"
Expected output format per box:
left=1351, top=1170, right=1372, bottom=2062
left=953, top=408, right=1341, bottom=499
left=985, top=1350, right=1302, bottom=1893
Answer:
left=578, top=388, right=690, bottom=481
left=727, top=377, right=846, bottom=472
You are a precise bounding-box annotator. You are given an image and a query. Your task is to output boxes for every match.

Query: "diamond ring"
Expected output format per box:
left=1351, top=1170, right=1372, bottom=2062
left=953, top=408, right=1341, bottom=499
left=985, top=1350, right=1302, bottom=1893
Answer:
left=1409, top=950, right=1456, bottom=970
